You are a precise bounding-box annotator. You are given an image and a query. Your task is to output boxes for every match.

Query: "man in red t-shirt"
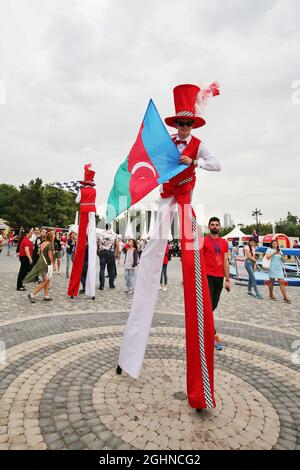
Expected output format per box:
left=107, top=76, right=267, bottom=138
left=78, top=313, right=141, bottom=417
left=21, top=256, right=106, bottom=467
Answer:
left=203, top=217, right=230, bottom=350
left=159, top=243, right=170, bottom=292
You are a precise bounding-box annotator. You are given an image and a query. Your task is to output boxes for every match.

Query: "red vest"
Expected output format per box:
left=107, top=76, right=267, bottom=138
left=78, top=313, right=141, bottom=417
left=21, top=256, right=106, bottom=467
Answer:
left=161, top=135, right=201, bottom=198
left=80, top=186, right=96, bottom=213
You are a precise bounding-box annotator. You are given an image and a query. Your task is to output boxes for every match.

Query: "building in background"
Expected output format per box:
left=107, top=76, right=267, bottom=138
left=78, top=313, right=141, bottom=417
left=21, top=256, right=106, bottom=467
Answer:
left=224, top=213, right=234, bottom=228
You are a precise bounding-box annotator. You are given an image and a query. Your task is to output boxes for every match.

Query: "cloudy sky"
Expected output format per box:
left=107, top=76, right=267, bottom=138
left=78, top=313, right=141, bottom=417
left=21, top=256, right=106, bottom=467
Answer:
left=0, top=0, right=299, bottom=226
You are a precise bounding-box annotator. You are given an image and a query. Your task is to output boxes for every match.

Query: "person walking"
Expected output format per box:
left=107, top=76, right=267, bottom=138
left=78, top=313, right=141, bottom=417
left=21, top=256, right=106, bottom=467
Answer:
left=16, top=228, right=33, bottom=291
left=25, top=231, right=56, bottom=302
left=32, top=228, right=47, bottom=283
left=61, top=232, right=67, bottom=258
left=116, top=236, right=124, bottom=264
left=54, top=232, right=62, bottom=274
left=7, top=231, right=15, bottom=256
left=159, top=242, right=170, bottom=292
left=203, top=217, right=230, bottom=351
left=66, top=231, right=76, bottom=279
left=0, top=230, right=4, bottom=255
left=266, top=239, right=291, bottom=303
left=124, top=239, right=139, bottom=294
left=244, top=239, right=263, bottom=299
left=97, top=224, right=116, bottom=290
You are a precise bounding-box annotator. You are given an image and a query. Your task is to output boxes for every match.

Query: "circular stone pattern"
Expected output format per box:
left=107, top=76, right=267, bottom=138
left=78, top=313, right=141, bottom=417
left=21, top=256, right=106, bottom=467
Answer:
left=93, top=358, right=280, bottom=450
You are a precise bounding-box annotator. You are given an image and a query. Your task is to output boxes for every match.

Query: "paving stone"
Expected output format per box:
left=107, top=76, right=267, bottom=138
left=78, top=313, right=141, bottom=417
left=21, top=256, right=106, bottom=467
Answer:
left=0, top=255, right=300, bottom=451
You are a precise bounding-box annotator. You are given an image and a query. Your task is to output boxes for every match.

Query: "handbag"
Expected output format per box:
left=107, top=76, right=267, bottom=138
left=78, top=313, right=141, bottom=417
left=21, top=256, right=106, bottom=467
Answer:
left=262, top=254, right=271, bottom=271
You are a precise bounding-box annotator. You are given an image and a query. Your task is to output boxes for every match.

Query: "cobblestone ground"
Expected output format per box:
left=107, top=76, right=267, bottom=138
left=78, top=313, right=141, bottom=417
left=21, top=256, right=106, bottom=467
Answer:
left=0, top=250, right=299, bottom=450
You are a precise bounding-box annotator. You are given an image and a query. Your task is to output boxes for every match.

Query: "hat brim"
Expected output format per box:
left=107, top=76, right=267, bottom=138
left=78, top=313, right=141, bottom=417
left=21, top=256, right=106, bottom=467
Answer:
left=79, top=181, right=96, bottom=186
left=164, top=115, right=206, bottom=129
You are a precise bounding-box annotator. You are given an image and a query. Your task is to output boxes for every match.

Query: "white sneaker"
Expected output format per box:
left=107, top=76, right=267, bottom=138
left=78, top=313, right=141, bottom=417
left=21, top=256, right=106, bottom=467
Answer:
left=159, top=285, right=163, bottom=290
left=162, top=286, right=168, bottom=292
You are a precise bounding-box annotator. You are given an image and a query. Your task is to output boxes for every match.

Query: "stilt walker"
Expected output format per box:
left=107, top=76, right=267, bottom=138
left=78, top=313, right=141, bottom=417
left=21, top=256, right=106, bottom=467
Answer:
left=117, top=83, right=221, bottom=410
left=68, top=164, right=97, bottom=299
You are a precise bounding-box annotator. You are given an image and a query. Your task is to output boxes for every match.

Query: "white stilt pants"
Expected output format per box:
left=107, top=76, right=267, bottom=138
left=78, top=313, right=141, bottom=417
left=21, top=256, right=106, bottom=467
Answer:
left=85, top=212, right=96, bottom=298
left=118, top=197, right=176, bottom=378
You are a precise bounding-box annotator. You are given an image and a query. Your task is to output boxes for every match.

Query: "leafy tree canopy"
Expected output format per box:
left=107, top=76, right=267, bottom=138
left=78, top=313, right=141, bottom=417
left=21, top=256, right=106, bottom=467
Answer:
left=0, top=179, right=78, bottom=229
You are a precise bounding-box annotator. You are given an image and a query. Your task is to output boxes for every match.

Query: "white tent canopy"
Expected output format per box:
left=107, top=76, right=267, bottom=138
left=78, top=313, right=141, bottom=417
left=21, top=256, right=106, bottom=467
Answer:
left=223, top=226, right=251, bottom=240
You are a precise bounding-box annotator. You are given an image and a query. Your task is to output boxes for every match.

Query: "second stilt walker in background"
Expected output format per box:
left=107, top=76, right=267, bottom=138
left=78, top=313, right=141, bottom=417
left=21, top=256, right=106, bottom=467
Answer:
left=68, top=164, right=97, bottom=300
left=117, top=83, right=221, bottom=411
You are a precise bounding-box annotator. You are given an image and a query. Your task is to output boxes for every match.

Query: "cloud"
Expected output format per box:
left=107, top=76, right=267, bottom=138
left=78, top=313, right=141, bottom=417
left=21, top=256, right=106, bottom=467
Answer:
left=0, top=0, right=299, bottom=226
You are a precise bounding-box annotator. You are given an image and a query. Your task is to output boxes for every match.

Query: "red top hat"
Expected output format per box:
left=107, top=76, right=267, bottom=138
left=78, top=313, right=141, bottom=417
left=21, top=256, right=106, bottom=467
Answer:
left=80, top=163, right=96, bottom=186
left=165, top=82, right=220, bottom=129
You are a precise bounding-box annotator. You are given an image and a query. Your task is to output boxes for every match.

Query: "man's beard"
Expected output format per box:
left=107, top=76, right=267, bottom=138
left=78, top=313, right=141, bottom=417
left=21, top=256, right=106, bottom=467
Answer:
left=210, top=228, right=219, bottom=235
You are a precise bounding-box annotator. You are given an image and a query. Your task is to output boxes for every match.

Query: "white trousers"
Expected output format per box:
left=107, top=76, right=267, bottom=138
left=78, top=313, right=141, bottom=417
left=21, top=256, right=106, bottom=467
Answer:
left=85, top=212, right=96, bottom=298
left=118, top=197, right=176, bottom=378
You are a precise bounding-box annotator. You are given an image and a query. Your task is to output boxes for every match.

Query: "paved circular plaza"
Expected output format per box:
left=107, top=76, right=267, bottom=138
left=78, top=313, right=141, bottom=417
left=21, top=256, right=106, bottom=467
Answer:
left=0, top=252, right=299, bottom=450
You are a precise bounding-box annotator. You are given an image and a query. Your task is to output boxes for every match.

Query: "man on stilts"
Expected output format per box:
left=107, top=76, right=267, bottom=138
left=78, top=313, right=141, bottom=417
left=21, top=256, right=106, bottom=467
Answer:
left=117, top=83, right=221, bottom=411
left=68, top=164, right=97, bottom=300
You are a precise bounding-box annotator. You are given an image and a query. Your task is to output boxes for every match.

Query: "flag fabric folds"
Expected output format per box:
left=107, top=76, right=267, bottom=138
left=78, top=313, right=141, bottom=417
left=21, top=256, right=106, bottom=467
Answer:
left=106, top=99, right=187, bottom=222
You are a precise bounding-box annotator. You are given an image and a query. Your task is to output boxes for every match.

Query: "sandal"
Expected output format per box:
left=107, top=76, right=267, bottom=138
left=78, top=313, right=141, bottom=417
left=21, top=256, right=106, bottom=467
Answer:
left=28, top=294, right=36, bottom=303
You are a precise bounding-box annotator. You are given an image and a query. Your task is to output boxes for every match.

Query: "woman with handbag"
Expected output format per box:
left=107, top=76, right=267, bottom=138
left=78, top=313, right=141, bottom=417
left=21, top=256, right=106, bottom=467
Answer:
left=266, top=240, right=291, bottom=303
left=244, top=239, right=263, bottom=300
left=24, top=231, right=56, bottom=302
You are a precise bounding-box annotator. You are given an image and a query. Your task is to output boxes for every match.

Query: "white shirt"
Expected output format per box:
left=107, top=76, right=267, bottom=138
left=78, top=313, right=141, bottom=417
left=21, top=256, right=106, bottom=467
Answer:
left=174, top=134, right=221, bottom=172
left=30, top=233, right=37, bottom=244
left=97, top=230, right=116, bottom=251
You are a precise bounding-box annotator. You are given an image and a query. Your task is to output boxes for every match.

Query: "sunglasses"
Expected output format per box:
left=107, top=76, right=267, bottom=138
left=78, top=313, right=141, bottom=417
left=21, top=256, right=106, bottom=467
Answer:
left=177, top=120, right=194, bottom=127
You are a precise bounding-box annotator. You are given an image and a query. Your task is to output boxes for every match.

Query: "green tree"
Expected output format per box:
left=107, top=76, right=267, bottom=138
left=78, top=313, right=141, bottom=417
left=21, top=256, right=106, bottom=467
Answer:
left=13, top=178, right=45, bottom=227
left=43, top=185, right=78, bottom=227
left=0, top=184, right=20, bottom=226
left=285, top=212, right=299, bottom=225
left=0, top=179, right=79, bottom=228
left=275, top=212, right=300, bottom=237
left=242, top=223, right=274, bottom=236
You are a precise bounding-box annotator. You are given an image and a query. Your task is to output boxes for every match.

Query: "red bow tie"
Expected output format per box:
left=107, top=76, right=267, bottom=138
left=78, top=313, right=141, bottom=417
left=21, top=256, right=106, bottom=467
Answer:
left=176, top=140, right=187, bottom=145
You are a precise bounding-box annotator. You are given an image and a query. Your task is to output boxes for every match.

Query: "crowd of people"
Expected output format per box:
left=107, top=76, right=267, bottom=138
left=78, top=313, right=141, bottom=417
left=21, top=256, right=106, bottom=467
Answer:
left=2, top=220, right=293, bottom=331
left=10, top=225, right=159, bottom=301
left=230, top=237, right=291, bottom=304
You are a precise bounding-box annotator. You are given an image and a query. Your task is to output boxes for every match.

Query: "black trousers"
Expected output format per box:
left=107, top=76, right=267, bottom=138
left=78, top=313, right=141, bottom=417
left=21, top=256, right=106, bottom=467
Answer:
left=160, top=264, right=168, bottom=285
left=99, top=250, right=115, bottom=288
left=17, top=256, right=31, bottom=289
left=81, top=261, right=88, bottom=290
left=207, top=275, right=224, bottom=311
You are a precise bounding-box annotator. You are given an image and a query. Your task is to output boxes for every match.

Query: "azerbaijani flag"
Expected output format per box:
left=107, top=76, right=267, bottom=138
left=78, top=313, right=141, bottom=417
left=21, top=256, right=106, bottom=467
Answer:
left=106, top=99, right=187, bottom=222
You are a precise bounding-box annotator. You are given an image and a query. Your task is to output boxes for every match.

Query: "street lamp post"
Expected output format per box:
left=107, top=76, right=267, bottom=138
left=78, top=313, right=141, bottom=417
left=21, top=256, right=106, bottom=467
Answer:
left=252, top=208, right=262, bottom=232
